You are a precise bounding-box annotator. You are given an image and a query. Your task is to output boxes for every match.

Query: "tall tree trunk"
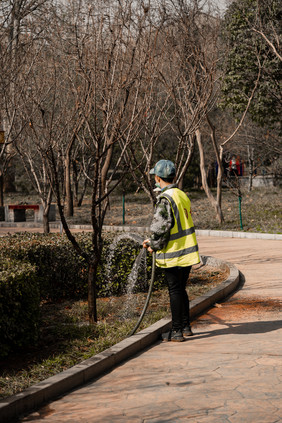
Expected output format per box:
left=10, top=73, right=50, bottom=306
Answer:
left=177, top=136, right=195, bottom=190
left=72, top=159, right=79, bottom=207
left=87, top=259, right=98, bottom=324
left=77, top=182, right=88, bottom=207
left=247, top=145, right=254, bottom=192
left=42, top=199, right=52, bottom=234
left=207, top=115, right=224, bottom=223
left=43, top=213, right=50, bottom=234
left=65, top=153, right=73, bottom=216
left=196, top=129, right=224, bottom=224
left=73, top=159, right=88, bottom=207
left=0, top=173, right=4, bottom=207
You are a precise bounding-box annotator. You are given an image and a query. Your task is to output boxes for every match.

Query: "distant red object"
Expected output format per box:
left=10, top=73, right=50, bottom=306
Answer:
left=8, top=205, right=39, bottom=210
left=229, top=156, right=241, bottom=176
left=4, top=204, right=56, bottom=223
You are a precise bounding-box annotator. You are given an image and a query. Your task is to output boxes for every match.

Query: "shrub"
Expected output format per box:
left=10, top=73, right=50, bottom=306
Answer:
left=99, top=238, right=145, bottom=296
left=100, top=235, right=166, bottom=295
left=0, top=233, right=91, bottom=301
left=0, top=232, right=166, bottom=358
left=0, top=232, right=164, bottom=301
left=0, top=259, right=39, bottom=358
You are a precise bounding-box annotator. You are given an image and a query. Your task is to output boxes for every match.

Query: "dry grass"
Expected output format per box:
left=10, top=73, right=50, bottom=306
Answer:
left=4, top=185, right=281, bottom=233
left=70, top=186, right=281, bottom=233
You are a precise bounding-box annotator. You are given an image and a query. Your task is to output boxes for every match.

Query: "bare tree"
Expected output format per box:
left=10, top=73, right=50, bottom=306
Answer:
left=43, top=0, right=164, bottom=323
left=156, top=1, right=226, bottom=220
left=16, top=50, right=81, bottom=232
left=0, top=0, right=48, bottom=201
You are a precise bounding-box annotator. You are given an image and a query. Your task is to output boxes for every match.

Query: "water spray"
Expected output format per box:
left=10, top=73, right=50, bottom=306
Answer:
left=106, top=233, right=156, bottom=337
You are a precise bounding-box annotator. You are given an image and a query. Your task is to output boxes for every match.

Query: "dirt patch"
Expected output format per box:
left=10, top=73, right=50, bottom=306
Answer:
left=194, top=297, right=282, bottom=326
left=224, top=297, right=282, bottom=311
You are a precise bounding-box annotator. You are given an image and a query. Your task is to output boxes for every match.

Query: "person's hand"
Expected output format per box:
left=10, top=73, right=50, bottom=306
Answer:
left=143, top=238, right=150, bottom=248
left=143, top=239, right=153, bottom=253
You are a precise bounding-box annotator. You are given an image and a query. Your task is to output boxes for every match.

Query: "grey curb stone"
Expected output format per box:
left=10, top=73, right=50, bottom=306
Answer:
left=103, top=227, right=282, bottom=240
left=0, top=255, right=239, bottom=423
left=0, top=221, right=281, bottom=240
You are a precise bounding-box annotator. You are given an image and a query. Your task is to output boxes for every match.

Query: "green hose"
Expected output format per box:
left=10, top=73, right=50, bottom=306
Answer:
left=129, top=251, right=156, bottom=336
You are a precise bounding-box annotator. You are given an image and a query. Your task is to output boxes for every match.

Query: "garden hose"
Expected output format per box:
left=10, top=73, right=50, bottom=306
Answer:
left=129, top=251, right=156, bottom=336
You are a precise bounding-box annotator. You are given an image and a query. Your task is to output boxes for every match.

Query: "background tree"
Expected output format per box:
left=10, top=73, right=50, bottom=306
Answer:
left=16, top=42, right=80, bottom=232
left=155, top=0, right=227, bottom=222
left=0, top=0, right=48, bottom=198
left=221, top=0, right=282, bottom=130
left=251, top=0, right=282, bottom=62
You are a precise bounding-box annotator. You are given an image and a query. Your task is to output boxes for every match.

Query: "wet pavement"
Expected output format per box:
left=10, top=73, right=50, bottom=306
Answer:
left=1, top=227, right=281, bottom=422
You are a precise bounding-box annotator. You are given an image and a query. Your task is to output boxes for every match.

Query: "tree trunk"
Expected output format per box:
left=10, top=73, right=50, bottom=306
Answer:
left=72, top=159, right=79, bottom=207
left=88, top=260, right=98, bottom=324
left=65, top=154, right=73, bottom=216
left=177, top=138, right=194, bottom=190
left=0, top=173, right=4, bottom=207
left=207, top=115, right=224, bottom=224
left=77, top=184, right=87, bottom=207
left=43, top=213, right=50, bottom=234
left=42, top=200, right=51, bottom=234
left=247, top=145, right=254, bottom=192
left=196, top=129, right=224, bottom=224
left=73, top=160, right=88, bottom=207
left=217, top=147, right=225, bottom=221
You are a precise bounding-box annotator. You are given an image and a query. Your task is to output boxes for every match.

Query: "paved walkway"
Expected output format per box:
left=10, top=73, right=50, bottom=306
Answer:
left=14, top=235, right=282, bottom=423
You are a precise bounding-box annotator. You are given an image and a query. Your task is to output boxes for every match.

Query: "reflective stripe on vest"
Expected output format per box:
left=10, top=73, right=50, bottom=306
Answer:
left=155, top=188, right=200, bottom=268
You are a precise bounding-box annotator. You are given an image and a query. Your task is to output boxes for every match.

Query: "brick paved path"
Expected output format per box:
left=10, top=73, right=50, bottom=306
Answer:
left=16, top=236, right=282, bottom=423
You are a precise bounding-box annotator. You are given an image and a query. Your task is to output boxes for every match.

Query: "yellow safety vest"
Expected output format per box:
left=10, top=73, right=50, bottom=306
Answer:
left=156, top=188, right=200, bottom=268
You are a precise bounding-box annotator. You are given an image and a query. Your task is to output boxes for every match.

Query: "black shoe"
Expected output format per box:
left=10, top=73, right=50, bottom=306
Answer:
left=183, top=326, right=194, bottom=337
left=161, top=330, right=184, bottom=342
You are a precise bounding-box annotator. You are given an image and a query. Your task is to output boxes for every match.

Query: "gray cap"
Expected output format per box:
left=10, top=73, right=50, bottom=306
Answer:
left=149, top=160, right=176, bottom=179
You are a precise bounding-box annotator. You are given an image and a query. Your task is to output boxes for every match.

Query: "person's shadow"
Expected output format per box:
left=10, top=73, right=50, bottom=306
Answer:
left=192, top=313, right=282, bottom=340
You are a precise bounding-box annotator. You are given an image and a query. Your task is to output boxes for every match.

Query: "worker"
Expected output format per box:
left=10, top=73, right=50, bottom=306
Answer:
left=143, top=159, right=200, bottom=342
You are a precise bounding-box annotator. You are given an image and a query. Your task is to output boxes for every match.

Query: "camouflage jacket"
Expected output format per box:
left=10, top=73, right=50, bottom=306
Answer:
left=149, top=184, right=176, bottom=251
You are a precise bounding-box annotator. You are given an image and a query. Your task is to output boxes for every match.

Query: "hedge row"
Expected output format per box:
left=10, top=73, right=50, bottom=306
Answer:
left=0, top=232, right=154, bottom=300
left=0, top=233, right=91, bottom=301
left=0, top=232, right=166, bottom=357
left=0, top=259, right=39, bottom=358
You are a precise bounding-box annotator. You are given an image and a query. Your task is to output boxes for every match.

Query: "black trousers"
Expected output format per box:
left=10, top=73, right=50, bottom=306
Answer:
left=164, top=266, right=192, bottom=332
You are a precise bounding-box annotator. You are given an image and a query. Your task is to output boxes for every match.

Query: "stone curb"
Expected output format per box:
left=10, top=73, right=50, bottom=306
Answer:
left=196, top=229, right=282, bottom=240
left=0, top=255, right=240, bottom=423
left=0, top=221, right=281, bottom=240
left=105, top=226, right=282, bottom=240
left=103, top=226, right=282, bottom=240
